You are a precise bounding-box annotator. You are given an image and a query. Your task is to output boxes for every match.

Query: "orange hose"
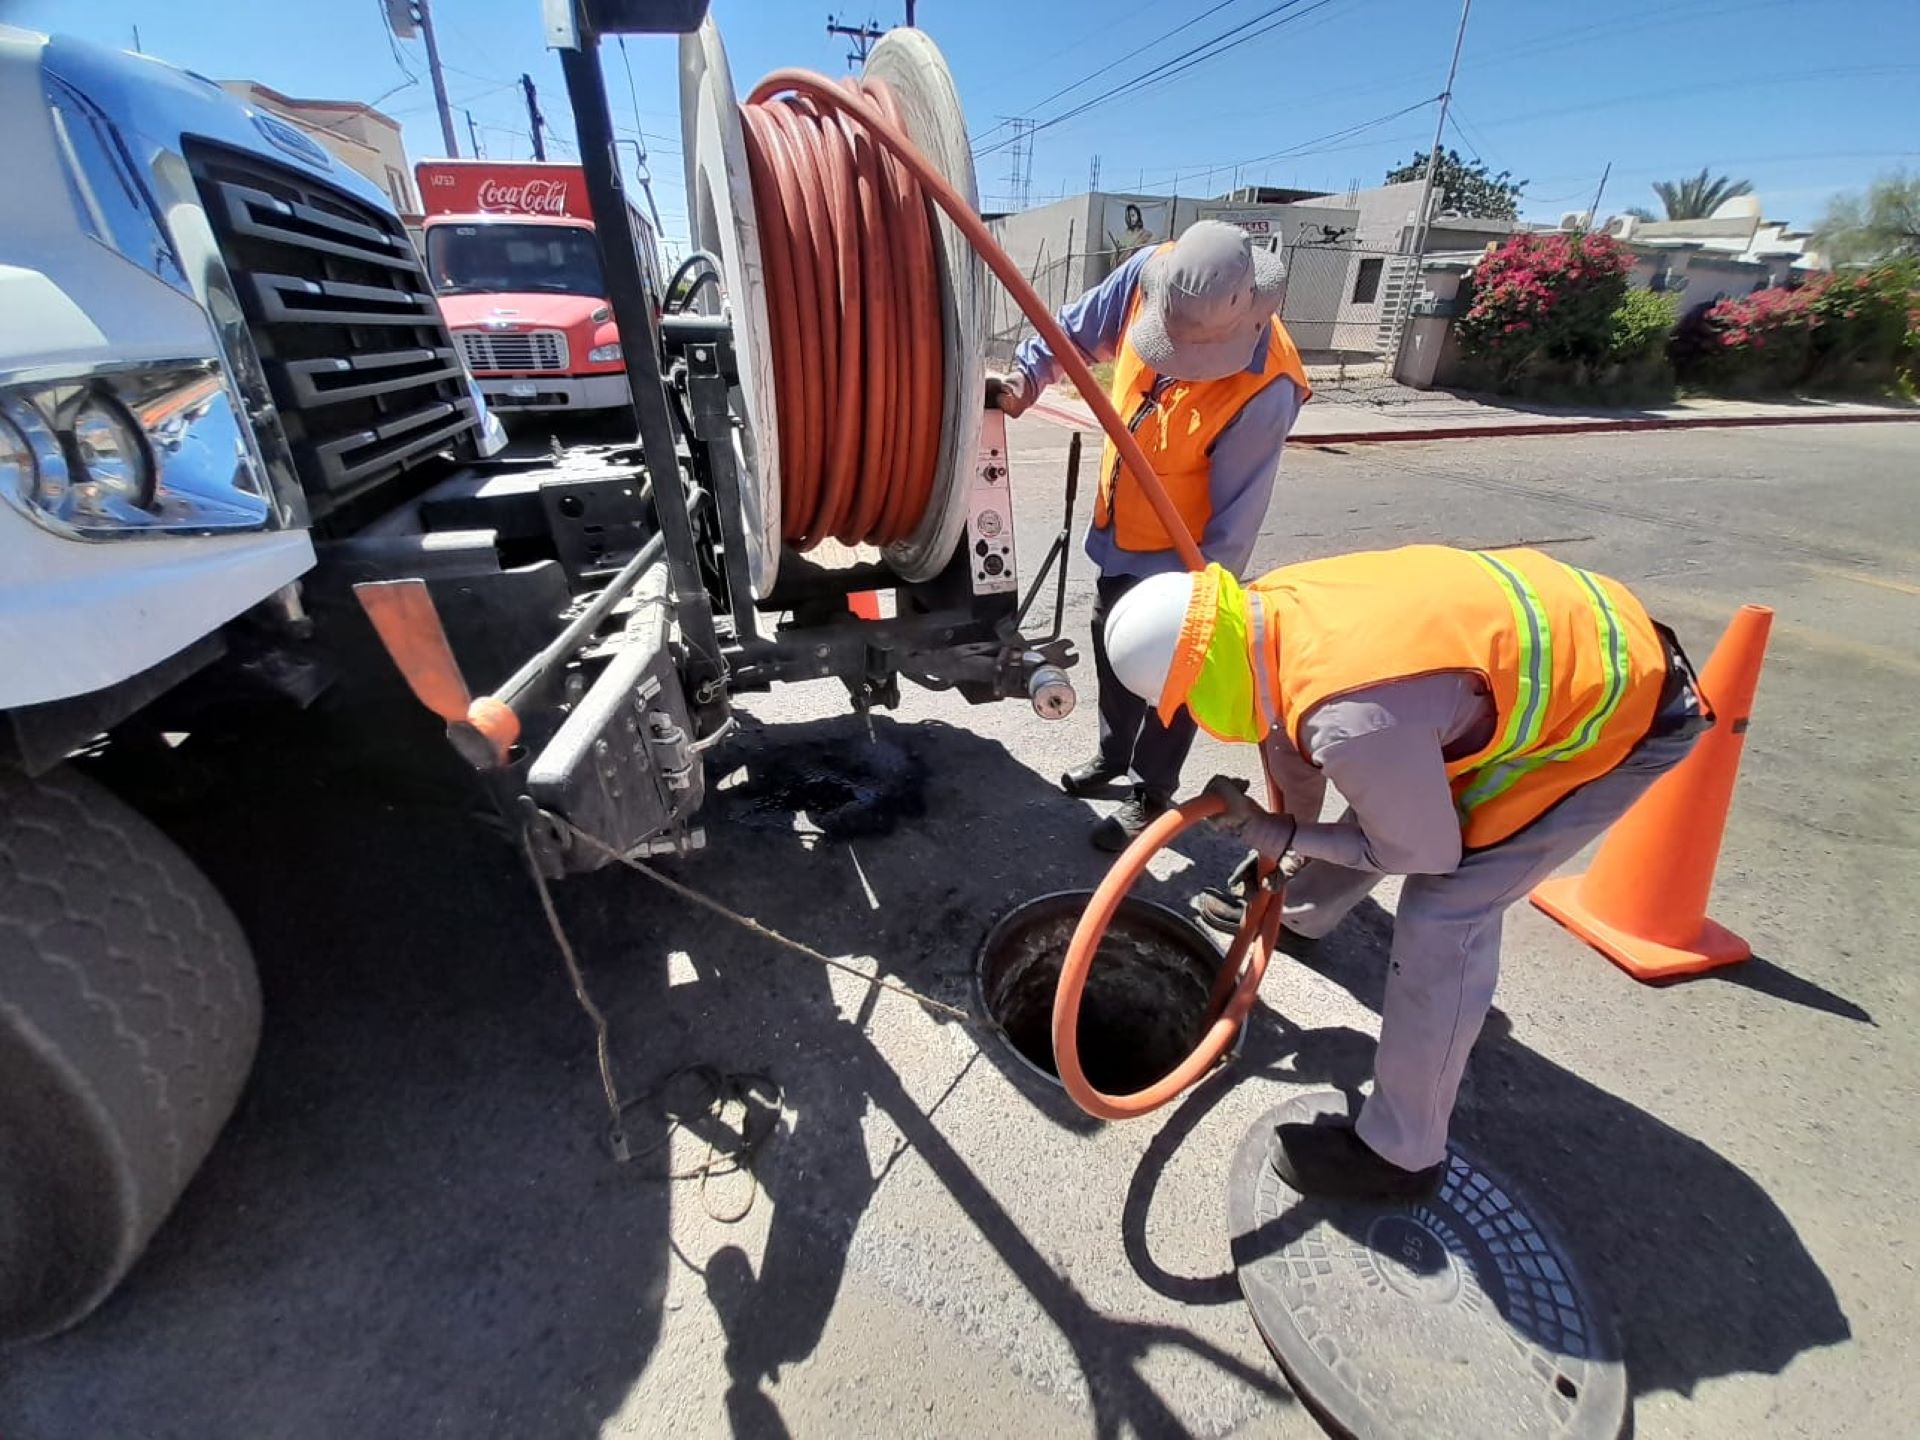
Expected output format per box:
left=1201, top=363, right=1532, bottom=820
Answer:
left=741, top=78, right=944, bottom=547
left=745, top=69, right=1272, bottom=1119
left=1049, top=795, right=1283, bottom=1119
left=746, top=69, right=1206, bottom=573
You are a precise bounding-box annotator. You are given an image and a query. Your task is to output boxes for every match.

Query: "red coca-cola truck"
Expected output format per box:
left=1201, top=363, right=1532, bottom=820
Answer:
left=415, top=159, right=662, bottom=416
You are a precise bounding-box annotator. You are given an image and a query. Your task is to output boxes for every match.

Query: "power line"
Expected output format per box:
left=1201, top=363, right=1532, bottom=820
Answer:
left=976, top=0, right=1341, bottom=159
left=978, top=0, right=1319, bottom=156
left=1471, top=64, right=1920, bottom=134
left=1445, top=109, right=1482, bottom=166
left=1136, top=93, right=1435, bottom=192
left=1017, top=0, right=1248, bottom=117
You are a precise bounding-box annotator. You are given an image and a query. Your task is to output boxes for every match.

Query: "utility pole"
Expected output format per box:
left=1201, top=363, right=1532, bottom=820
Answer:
left=465, top=109, right=483, bottom=159
left=1587, top=161, right=1612, bottom=228
left=1390, top=0, right=1472, bottom=378
left=826, top=15, right=886, bottom=69
left=412, top=0, right=460, bottom=157
left=999, top=117, right=1035, bottom=211
left=522, top=74, right=547, bottom=161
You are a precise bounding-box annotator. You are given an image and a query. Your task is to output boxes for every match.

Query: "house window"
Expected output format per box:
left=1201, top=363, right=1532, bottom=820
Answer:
left=386, top=165, right=414, bottom=214
left=1351, top=256, right=1383, bottom=304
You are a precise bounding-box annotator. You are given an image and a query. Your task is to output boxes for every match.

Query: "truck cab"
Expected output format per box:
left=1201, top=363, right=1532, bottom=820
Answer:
left=416, top=159, right=657, bottom=417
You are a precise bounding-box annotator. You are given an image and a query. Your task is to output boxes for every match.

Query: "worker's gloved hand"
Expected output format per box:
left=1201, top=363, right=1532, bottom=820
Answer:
left=1202, top=774, right=1262, bottom=831
left=988, top=369, right=1034, bottom=418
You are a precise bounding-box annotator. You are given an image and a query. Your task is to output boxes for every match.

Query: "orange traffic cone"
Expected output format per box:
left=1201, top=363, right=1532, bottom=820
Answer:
left=848, top=591, right=883, bottom=621
left=1530, top=603, right=1773, bottom=982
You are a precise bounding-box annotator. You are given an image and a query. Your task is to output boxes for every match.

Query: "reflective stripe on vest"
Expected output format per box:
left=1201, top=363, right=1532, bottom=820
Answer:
left=1456, top=555, right=1635, bottom=816
left=1248, top=589, right=1278, bottom=733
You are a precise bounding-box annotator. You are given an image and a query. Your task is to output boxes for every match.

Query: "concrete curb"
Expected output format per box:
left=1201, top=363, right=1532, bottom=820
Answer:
left=1298, top=410, right=1920, bottom=447
left=1024, top=399, right=1920, bottom=447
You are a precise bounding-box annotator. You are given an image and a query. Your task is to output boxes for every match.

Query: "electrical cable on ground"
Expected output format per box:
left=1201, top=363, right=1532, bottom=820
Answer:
left=558, top=818, right=974, bottom=1022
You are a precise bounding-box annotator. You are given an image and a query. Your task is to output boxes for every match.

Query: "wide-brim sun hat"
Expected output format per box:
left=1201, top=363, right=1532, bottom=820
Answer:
left=1126, top=219, right=1286, bottom=382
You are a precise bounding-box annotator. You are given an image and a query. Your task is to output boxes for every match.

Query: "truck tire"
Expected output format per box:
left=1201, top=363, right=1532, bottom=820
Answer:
left=0, top=763, right=261, bottom=1344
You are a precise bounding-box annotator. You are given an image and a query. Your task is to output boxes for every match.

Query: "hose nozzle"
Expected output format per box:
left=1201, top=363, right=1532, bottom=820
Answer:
left=1028, top=665, right=1076, bottom=720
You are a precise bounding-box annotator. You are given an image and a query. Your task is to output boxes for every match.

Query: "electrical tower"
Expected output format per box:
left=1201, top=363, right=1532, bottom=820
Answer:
left=826, top=14, right=886, bottom=69
left=999, top=116, right=1035, bottom=212
left=1088, top=154, right=1101, bottom=193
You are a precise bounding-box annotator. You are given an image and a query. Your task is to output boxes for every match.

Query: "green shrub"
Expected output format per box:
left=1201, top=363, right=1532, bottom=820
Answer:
left=1671, top=260, right=1920, bottom=395
left=1607, top=289, right=1677, bottom=364
left=1456, top=231, right=1635, bottom=386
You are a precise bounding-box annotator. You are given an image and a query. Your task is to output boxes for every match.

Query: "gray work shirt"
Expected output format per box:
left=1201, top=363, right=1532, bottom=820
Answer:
left=1243, top=672, right=1496, bottom=875
left=1012, top=248, right=1303, bottom=579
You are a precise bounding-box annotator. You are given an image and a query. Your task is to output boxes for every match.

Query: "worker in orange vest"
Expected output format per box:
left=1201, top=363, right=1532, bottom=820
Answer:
left=994, top=221, right=1310, bottom=851
left=1102, top=546, right=1712, bottom=1198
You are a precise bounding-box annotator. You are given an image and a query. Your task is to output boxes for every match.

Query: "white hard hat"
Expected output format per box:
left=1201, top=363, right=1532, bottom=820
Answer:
left=1103, top=571, right=1198, bottom=706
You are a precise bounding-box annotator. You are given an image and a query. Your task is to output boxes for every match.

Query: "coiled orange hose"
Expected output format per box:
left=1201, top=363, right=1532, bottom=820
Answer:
left=745, top=69, right=1275, bottom=1120
left=741, top=78, right=942, bottom=546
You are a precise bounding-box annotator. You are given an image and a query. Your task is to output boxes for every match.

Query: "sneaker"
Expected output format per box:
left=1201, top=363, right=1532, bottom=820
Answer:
left=1061, top=756, right=1126, bottom=797
left=1090, top=789, right=1167, bottom=852
left=1270, top=1117, right=1443, bottom=1201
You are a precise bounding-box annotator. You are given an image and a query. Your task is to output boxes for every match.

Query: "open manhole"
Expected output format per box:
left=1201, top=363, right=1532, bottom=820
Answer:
left=975, top=891, right=1225, bottom=1095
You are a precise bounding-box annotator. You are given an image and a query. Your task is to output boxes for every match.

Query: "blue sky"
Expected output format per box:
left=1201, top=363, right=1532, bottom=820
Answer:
left=8, top=0, right=1916, bottom=247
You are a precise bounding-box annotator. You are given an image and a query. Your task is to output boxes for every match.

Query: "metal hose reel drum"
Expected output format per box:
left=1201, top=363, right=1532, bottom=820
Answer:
left=679, top=20, right=985, bottom=597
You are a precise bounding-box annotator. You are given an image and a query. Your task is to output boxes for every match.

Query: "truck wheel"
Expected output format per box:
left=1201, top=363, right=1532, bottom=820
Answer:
left=0, top=764, right=261, bottom=1344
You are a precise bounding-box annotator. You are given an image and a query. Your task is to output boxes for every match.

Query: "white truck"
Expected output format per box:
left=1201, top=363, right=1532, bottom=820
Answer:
left=0, top=11, right=1073, bottom=1343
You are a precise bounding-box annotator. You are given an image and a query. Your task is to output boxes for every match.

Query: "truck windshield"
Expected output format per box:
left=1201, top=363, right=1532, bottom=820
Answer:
left=426, top=223, right=605, bottom=297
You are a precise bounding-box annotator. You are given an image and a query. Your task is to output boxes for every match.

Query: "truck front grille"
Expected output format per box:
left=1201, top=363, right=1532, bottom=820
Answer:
left=457, top=329, right=570, bottom=373
left=184, top=140, right=479, bottom=523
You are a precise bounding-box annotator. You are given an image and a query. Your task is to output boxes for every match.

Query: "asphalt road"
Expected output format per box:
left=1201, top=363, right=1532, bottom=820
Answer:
left=2, top=421, right=1914, bottom=1439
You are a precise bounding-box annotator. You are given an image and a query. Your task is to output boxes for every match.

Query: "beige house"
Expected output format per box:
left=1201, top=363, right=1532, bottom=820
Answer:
left=219, top=81, right=420, bottom=223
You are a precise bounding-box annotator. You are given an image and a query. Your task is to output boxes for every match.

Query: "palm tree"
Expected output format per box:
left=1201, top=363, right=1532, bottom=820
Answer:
left=1651, top=169, right=1754, bottom=221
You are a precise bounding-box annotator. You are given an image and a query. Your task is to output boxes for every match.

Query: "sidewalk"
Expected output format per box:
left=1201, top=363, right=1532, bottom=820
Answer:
left=1025, top=379, right=1920, bottom=446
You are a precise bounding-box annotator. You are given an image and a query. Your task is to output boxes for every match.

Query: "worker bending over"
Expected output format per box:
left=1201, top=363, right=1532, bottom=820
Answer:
left=1103, top=545, right=1711, bottom=1198
left=994, top=221, right=1310, bottom=851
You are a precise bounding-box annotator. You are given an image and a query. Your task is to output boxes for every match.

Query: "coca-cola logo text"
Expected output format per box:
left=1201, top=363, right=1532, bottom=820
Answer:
left=475, top=177, right=572, bottom=215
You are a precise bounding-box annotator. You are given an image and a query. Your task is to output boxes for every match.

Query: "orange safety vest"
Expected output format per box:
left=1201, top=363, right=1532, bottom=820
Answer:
left=1246, top=545, right=1669, bottom=848
left=1095, top=245, right=1311, bottom=554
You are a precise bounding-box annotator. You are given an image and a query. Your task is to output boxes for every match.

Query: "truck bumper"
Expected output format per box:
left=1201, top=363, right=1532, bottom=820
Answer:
left=475, top=373, right=630, bottom=413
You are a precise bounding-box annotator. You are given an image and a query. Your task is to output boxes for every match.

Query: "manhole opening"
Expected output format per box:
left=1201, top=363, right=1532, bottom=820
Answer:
left=977, top=894, right=1222, bottom=1095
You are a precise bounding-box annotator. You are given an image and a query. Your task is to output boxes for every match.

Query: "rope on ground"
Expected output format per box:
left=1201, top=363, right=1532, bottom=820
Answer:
left=522, top=828, right=632, bottom=1158
left=557, top=816, right=975, bottom=1023
left=618, top=1063, right=784, bottom=1223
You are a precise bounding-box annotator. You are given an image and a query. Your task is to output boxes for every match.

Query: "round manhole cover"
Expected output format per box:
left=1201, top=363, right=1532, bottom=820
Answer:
left=1229, top=1092, right=1627, bottom=1440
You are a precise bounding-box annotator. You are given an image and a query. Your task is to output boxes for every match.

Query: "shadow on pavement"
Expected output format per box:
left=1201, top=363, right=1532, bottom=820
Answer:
left=1685, top=952, right=1874, bottom=1025
left=618, top=710, right=1290, bottom=1436
left=0, top=701, right=1300, bottom=1440
left=0, top=703, right=677, bottom=1440
left=1121, top=899, right=1853, bottom=1402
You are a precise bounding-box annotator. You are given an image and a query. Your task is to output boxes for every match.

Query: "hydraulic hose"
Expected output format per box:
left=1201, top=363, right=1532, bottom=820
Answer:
left=744, top=70, right=1273, bottom=1119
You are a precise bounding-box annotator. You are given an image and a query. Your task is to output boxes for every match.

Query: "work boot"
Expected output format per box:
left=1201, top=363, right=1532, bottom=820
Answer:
left=1090, top=788, right=1167, bottom=853
left=1193, top=889, right=1324, bottom=957
left=1270, top=1117, right=1443, bottom=1201
left=1061, top=755, right=1126, bottom=797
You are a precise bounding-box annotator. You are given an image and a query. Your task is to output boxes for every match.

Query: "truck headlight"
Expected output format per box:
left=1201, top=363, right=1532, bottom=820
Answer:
left=69, top=394, right=154, bottom=513
left=0, top=362, right=269, bottom=540
left=587, top=342, right=623, bottom=363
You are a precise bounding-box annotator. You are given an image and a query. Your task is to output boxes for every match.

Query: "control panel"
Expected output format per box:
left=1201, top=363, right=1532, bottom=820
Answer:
left=966, top=407, right=1018, bottom=596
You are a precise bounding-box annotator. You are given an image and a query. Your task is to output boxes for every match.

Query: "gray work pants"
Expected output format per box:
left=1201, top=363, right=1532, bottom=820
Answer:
left=1089, top=572, right=1198, bottom=798
left=1282, top=728, right=1699, bottom=1171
